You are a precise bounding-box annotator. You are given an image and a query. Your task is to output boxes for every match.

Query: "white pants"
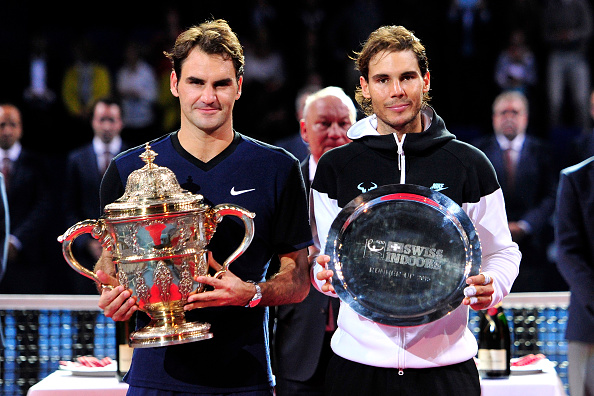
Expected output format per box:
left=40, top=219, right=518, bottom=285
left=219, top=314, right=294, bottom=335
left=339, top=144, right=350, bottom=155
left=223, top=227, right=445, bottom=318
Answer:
left=568, top=341, right=594, bottom=396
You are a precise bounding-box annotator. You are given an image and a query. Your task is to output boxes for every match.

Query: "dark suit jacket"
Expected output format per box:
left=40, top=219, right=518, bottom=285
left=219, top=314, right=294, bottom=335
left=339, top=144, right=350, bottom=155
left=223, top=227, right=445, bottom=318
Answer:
left=273, top=156, right=340, bottom=382
left=474, top=135, right=557, bottom=235
left=566, top=130, right=594, bottom=168
left=64, top=141, right=130, bottom=223
left=0, top=148, right=53, bottom=293
left=274, top=133, right=309, bottom=163
left=64, top=143, right=107, bottom=225
left=62, top=142, right=128, bottom=293
left=554, top=157, right=594, bottom=343
left=474, top=135, right=560, bottom=291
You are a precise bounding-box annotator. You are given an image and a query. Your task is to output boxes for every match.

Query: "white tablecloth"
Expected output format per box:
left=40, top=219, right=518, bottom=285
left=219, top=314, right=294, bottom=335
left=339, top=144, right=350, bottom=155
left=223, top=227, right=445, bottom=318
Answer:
left=28, top=366, right=566, bottom=396
left=481, top=366, right=567, bottom=396
left=27, top=370, right=128, bottom=396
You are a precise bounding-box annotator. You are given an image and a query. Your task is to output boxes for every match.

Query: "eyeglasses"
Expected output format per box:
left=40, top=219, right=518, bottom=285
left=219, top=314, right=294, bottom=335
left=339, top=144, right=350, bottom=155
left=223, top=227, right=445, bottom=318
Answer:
left=494, top=109, right=524, bottom=117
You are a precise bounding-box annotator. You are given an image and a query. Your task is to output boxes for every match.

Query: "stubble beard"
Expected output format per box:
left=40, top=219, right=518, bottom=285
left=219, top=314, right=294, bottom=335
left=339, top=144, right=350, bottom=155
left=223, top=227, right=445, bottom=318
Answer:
left=377, top=103, right=422, bottom=135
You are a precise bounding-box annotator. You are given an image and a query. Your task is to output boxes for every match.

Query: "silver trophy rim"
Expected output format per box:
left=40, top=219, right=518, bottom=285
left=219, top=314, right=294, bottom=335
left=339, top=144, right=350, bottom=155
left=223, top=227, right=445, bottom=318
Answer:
left=325, top=183, right=481, bottom=326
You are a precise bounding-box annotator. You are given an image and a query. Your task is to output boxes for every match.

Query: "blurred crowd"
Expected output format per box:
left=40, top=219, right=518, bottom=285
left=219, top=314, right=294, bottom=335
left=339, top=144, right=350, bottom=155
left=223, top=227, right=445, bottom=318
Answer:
left=1, top=0, right=594, bottom=294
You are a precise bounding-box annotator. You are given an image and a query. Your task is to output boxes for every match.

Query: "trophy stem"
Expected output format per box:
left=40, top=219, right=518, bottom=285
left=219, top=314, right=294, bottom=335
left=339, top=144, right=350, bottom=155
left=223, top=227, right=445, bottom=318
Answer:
left=129, top=305, right=213, bottom=348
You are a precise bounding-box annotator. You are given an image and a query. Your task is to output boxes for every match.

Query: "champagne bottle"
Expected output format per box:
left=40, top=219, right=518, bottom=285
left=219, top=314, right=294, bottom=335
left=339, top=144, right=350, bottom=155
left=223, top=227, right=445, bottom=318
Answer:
left=478, top=304, right=511, bottom=378
left=115, top=312, right=136, bottom=382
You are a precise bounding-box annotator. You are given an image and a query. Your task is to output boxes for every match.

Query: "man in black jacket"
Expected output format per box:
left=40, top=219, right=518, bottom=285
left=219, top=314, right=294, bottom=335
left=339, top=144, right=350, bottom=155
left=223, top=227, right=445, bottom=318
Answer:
left=310, top=25, right=520, bottom=396
left=554, top=156, right=594, bottom=396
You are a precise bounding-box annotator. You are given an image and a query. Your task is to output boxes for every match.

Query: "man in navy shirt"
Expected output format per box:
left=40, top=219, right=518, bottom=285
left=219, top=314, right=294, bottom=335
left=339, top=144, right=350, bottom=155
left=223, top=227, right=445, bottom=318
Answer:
left=95, top=19, right=312, bottom=395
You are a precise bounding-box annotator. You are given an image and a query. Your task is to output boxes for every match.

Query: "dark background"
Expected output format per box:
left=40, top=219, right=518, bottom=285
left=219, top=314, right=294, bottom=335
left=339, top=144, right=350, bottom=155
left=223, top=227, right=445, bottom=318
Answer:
left=0, top=0, right=587, bottom=294
left=1, top=0, right=590, bottom=151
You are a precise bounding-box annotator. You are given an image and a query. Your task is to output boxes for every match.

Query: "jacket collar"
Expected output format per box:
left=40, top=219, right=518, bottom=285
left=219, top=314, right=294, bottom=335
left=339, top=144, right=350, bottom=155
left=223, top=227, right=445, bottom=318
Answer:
left=348, top=107, right=456, bottom=158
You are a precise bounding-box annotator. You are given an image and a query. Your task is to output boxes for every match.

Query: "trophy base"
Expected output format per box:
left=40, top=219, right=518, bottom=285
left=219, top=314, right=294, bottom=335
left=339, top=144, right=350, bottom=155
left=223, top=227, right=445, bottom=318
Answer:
left=129, top=321, right=213, bottom=348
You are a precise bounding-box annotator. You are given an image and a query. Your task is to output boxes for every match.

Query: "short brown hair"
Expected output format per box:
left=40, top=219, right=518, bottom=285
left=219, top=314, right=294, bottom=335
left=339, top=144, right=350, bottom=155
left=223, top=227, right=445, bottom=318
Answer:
left=354, top=25, right=430, bottom=116
left=164, top=19, right=244, bottom=82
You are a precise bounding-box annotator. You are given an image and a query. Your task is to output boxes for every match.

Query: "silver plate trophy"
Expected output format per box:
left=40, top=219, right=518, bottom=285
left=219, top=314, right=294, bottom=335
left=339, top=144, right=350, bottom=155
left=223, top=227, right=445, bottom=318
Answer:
left=325, top=184, right=481, bottom=326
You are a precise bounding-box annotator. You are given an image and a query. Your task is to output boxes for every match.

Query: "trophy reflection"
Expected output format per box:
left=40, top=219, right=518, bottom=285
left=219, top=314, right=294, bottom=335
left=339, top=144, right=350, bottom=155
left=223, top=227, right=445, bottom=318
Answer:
left=58, top=145, right=255, bottom=348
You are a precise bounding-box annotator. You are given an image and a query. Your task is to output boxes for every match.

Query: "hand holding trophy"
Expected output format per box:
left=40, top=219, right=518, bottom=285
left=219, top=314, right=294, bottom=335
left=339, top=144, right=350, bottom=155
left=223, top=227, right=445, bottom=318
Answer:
left=58, top=145, right=255, bottom=347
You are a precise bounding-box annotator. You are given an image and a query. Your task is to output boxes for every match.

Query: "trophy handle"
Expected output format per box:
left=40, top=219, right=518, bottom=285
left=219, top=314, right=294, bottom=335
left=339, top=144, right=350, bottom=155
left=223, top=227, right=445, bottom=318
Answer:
left=57, top=219, right=106, bottom=283
left=210, top=204, right=256, bottom=279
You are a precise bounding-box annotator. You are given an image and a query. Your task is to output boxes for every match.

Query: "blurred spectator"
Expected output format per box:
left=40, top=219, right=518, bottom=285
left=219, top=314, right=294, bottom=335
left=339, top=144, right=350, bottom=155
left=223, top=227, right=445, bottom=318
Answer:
left=251, top=0, right=278, bottom=31
left=241, top=27, right=290, bottom=142
left=0, top=104, right=54, bottom=294
left=116, top=40, right=159, bottom=146
left=565, top=89, right=594, bottom=167
left=157, top=67, right=181, bottom=133
left=21, top=34, right=64, bottom=154
left=443, top=0, right=495, bottom=128
left=61, top=38, right=112, bottom=123
left=274, top=82, right=323, bottom=162
left=327, top=0, right=383, bottom=88
left=295, top=0, right=328, bottom=78
left=23, top=35, right=56, bottom=108
left=274, top=86, right=356, bottom=396
left=497, top=0, right=540, bottom=45
left=63, top=98, right=128, bottom=294
left=448, top=0, right=490, bottom=58
left=494, top=29, right=537, bottom=97
left=154, top=7, right=183, bottom=133
left=473, top=91, right=561, bottom=292
left=243, top=28, right=286, bottom=91
left=541, top=0, right=593, bottom=130
left=554, top=156, right=594, bottom=396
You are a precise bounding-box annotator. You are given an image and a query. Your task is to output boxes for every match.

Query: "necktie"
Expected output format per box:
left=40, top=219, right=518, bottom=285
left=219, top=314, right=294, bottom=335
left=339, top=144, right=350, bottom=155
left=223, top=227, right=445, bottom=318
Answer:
left=100, top=151, right=112, bottom=175
left=2, top=157, right=11, bottom=189
left=503, top=148, right=515, bottom=192
left=325, top=299, right=336, bottom=332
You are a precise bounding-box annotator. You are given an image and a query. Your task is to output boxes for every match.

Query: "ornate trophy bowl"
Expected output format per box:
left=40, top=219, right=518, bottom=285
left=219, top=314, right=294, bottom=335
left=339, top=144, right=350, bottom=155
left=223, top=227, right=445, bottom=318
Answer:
left=58, top=145, right=255, bottom=347
left=326, top=184, right=481, bottom=326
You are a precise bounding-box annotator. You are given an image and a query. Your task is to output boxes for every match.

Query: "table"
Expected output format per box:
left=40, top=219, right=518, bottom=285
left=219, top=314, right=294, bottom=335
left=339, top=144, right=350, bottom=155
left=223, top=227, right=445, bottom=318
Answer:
left=481, top=365, right=567, bottom=396
left=28, top=366, right=566, bottom=396
left=27, top=370, right=128, bottom=396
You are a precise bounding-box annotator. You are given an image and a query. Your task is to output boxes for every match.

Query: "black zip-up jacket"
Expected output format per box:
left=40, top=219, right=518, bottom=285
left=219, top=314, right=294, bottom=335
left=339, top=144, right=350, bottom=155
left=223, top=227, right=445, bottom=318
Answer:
left=310, top=107, right=521, bottom=369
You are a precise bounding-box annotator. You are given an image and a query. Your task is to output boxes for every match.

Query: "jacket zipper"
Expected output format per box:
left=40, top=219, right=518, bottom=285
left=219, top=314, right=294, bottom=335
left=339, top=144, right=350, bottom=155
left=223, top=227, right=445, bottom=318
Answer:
left=394, top=134, right=406, bottom=184
left=397, top=327, right=405, bottom=375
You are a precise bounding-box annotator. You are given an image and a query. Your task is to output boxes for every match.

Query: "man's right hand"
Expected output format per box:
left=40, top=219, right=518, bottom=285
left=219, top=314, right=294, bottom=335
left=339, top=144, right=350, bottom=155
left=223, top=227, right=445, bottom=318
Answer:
left=315, top=254, right=336, bottom=294
left=97, top=269, right=137, bottom=321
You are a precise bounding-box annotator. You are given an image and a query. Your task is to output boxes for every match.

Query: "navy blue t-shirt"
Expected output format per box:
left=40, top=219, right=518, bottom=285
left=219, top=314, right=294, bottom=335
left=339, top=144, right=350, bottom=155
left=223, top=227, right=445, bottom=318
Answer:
left=100, top=131, right=313, bottom=393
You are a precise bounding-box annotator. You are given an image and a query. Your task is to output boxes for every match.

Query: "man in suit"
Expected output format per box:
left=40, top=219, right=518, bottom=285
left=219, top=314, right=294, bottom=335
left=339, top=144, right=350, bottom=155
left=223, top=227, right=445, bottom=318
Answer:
left=0, top=103, right=53, bottom=294
left=474, top=91, right=560, bottom=291
left=274, top=86, right=357, bottom=396
left=554, top=156, right=594, bottom=396
left=63, top=98, right=128, bottom=294
left=0, top=103, right=54, bottom=394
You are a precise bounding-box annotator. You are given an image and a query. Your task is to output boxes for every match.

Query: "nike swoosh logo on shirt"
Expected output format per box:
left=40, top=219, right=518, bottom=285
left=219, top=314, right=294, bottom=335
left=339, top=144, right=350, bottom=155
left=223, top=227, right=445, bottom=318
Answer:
left=230, top=187, right=256, bottom=196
